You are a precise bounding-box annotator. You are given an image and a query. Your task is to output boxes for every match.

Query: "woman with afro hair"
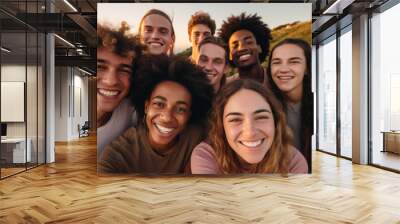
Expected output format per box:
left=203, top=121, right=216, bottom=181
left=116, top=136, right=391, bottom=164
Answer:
left=99, top=55, right=214, bottom=174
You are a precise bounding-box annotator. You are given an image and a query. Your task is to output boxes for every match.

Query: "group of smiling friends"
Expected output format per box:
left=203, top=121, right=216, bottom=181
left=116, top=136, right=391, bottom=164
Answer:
left=96, top=9, right=313, bottom=175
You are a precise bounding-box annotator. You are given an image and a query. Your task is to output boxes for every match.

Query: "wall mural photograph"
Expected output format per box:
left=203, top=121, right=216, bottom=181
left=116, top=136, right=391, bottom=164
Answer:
left=96, top=3, right=312, bottom=175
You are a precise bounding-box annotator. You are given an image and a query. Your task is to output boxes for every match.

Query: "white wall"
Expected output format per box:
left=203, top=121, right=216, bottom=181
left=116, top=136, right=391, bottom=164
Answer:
left=1, top=63, right=46, bottom=164
left=54, top=67, right=89, bottom=141
left=55, top=66, right=69, bottom=141
left=1, top=65, right=26, bottom=81
left=73, top=73, right=89, bottom=137
left=1, top=65, right=39, bottom=137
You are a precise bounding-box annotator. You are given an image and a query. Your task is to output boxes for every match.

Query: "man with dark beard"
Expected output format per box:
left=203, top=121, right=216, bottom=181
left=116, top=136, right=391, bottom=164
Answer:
left=219, top=13, right=271, bottom=86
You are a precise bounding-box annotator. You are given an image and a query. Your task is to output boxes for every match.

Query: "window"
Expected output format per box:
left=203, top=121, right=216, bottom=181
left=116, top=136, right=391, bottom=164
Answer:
left=0, top=2, right=46, bottom=179
left=339, top=27, right=352, bottom=158
left=317, top=36, right=337, bottom=155
left=370, top=2, right=400, bottom=171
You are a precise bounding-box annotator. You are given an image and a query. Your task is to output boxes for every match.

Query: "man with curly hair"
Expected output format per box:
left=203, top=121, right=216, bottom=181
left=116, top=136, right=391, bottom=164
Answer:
left=187, top=11, right=216, bottom=62
left=97, top=22, right=145, bottom=157
left=219, top=13, right=271, bottom=85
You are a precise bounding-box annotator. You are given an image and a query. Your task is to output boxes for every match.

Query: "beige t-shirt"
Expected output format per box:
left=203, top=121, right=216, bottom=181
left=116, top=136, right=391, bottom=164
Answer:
left=99, top=123, right=205, bottom=174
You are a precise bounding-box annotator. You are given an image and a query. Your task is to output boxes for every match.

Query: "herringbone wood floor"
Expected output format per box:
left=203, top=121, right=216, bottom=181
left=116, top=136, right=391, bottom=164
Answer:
left=1, top=135, right=400, bottom=223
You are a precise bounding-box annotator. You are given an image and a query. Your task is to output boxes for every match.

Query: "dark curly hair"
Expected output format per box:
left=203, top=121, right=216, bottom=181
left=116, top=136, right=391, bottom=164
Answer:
left=188, top=11, right=216, bottom=37
left=97, top=22, right=145, bottom=62
left=131, top=55, right=214, bottom=124
left=267, top=38, right=313, bottom=172
left=218, top=13, right=271, bottom=65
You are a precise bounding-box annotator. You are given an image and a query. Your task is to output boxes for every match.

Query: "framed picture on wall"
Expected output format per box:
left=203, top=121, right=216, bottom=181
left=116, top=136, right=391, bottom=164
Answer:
left=1, top=81, right=25, bottom=122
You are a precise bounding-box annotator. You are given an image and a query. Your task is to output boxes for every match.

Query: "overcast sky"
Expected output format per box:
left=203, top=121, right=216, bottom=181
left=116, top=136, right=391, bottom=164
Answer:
left=98, top=3, right=311, bottom=53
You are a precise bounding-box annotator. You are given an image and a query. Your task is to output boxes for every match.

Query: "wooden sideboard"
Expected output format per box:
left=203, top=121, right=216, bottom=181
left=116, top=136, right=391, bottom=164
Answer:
left=382, top=131, right=400, bottom=154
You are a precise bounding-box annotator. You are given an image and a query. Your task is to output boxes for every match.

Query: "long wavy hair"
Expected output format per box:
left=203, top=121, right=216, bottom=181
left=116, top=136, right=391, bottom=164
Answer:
left=208, top=79, right=292, bottom=174
left=266, top=38, right=313, bottom=171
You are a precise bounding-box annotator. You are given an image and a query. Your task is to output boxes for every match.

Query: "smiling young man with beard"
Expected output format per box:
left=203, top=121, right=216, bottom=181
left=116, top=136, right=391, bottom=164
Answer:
left=97, top=23, right=145, bottom=158
left=219, top=13, right=271, bottom=86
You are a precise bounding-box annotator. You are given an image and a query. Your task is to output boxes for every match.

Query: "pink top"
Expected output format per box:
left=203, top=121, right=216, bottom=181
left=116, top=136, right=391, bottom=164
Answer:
left=191, top=142, right=308, bottom=174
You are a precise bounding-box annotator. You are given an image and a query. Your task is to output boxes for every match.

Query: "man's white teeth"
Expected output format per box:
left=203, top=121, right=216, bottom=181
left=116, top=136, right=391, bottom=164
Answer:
left=207, top=74, right=215, bottom=79
left=239, top=54, right=251, bottom=61
left=149, top=42, right=162, bottom=47
left=99, top=89, right=119, bottom=96
left=155, top=124, right=174, bottom=134
left=241, top=140, right=262, bottom=148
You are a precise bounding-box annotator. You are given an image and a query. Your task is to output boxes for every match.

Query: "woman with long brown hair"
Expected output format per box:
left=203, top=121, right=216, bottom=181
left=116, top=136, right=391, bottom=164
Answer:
left=267, top=38, right=313, bottom=172
left=191, top=79, right=307, bottom=174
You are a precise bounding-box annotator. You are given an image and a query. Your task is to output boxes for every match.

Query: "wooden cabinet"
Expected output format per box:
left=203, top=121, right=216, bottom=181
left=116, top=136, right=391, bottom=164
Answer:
left=382, top=132, right=400, bottom=154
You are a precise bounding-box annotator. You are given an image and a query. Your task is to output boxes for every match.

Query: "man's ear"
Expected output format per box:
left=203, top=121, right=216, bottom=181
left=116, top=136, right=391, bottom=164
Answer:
left=257, top=44, right=262, bottom=53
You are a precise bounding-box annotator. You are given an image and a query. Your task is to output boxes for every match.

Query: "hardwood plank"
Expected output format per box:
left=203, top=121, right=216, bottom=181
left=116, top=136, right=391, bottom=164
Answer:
left=0, top=135, right=399, bottom=223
